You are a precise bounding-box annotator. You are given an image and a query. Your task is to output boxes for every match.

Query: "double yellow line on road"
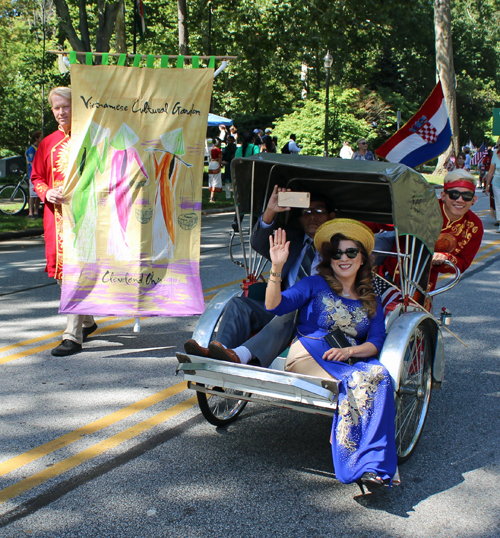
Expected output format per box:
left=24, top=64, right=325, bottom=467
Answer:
left=0, top=279, right=247, bottom=504
left=0, top=383, right=195, bottom=504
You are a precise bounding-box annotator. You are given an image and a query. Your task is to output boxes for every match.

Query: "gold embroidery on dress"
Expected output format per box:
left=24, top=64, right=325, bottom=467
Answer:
left=321, top=296, right=366, bottom=338
left=336, top=365, right=385, bottom=452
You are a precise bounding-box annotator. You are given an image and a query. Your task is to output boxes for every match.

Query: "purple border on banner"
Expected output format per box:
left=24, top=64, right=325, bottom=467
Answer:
left=59, top=260, right=205, bottom=317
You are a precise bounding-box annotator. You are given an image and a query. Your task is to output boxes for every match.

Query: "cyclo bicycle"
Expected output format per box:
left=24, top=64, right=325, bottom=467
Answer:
left=0, top=166, right=29, bottom=215
left=176, top=154, right=460, bottom=492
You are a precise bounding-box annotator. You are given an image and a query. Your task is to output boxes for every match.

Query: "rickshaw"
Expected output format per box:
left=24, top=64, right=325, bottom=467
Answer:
left=176, top=154, right=460, bottom=488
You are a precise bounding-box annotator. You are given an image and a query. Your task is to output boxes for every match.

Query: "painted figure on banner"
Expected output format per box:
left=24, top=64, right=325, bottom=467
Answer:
left=108, top=123, right=149, bottom=261
left=148, top=127, right=193, bottom=262
left=72, top=121, right=110, bottom=262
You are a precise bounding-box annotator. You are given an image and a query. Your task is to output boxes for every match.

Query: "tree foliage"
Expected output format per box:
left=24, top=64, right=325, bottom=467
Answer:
left=2, top=0, right=500, bottom=159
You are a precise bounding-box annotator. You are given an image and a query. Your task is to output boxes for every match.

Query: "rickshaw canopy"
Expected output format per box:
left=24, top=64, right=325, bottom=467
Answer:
left=231, top=153, right=442, bottom=253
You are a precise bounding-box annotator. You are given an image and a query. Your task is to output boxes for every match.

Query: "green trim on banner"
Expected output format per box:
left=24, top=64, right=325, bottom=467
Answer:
left=192, top=56, right=199, bottom=69
left=161, top=56, right=169, bottom=68
left=102, top=53, right=109, bottom=66
left=118, top=54, right=126, bottom=66
left=176, top=55, right=184, bottom=68
left=147, top=55, right=155, bottom=68
left=208, top=56, right=215, bottom=68
left=69, top=51, right=77, bottom=64
left=133, top=54, right=141, bottom=67
left=86, top=52, right=92, bottom=65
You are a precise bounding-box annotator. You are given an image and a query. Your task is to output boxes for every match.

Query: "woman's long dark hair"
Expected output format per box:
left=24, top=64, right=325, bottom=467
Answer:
left=263, top=137, right=275, bottom=153
left=317, top=233, right=378, bottom=317
left=240, top=130, right=255, bottom=157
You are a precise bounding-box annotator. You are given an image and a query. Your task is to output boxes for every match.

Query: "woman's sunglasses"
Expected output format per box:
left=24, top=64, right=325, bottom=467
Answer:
left=446, top=189, right=474, bottom=202
left=332, top=248, right=360, bottom=260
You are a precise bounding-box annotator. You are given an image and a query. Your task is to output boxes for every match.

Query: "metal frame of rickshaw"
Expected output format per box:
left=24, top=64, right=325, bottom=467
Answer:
left=176, top=154, right=461, bottom=466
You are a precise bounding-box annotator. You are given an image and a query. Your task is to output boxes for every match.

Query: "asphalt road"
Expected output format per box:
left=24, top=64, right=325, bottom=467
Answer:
left=0, top=195, right=499, bottom=538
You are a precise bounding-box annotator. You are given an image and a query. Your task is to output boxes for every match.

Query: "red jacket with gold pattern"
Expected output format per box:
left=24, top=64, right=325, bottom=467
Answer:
left=429, top=199, right=483, bottom=289
left=31, top=128, right=71, bottom=279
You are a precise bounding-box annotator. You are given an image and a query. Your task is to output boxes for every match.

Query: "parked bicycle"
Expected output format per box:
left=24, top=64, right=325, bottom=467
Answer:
left=0, top=166, right=29, bottom=215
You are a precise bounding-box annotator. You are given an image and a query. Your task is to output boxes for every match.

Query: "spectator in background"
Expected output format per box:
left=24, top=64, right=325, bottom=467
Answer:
left=464, top=146, right=472, bottom=170
left=208, top=137, right=223, bottom=203
left=444, top=151, right=456, bottom=172
left=253, top=128, right=263, bottom=147
left=26, top=130, right=43, bottom=219
left=235, top=130, right=260, bottom=158
left=352, top=139, right=374, bottom=161
left=446, top=152, right=469, bottom=172
left=229, top=125, right=238, bottom=144
left=282, top=134, right=301, bottom=154
left=262, top=128, right=273, bottom=144
left=261, top=136, right=276, bottom=153
left=222, top=135, right=237, bottom=189
left=485, top=139, right=500, bottom=231
left=339, top=141, right=353, bottom=159
left=479, top=149, right=492, bottom=190
left=218, top=124, right=228, bottom=144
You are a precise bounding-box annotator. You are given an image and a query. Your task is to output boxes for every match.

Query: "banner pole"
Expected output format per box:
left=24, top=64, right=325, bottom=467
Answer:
left=133, top=0, right=137, bottom=54
left=47, top=50, right=237, bottom=61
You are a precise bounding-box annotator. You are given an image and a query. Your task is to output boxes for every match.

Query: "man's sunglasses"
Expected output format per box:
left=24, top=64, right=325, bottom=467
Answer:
left=301, top=208, right=328, bottom=216
left=446, top=189, right=475, bottom=202
left=332, top=248, right=360, bottom=260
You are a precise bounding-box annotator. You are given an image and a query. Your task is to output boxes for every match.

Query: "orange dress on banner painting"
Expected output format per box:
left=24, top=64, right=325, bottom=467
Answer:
left=151, top=151, right=181, bottom=261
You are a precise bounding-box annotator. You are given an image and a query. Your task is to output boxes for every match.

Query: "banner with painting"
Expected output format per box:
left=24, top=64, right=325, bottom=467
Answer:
left=59, top=63, right=213, bottom=316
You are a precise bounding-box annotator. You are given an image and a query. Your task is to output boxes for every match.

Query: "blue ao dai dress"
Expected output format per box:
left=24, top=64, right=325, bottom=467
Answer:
left=267, top=275, right=397, bottom=484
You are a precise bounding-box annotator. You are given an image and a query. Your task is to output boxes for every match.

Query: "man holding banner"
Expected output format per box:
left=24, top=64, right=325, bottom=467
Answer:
left=32, top=86, right=97, bottom=356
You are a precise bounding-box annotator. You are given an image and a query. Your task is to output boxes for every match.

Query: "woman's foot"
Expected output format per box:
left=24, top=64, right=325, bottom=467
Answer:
left=356, top=472, right=390, bottom=495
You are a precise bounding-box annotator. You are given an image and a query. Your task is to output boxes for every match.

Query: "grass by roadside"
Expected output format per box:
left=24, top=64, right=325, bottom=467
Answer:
left=0, top=211, right=43, bottom=234
left=422, top=173, right=444, bottom=185
left=201, top=186, right=235, bottom=210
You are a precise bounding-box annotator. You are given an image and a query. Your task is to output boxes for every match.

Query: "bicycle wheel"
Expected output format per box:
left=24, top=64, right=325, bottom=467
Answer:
left=0, top=184, right=27, bottom=215
left=197, top=386, right=249, bottom=426
left=395, top=322, right=432, bottom=462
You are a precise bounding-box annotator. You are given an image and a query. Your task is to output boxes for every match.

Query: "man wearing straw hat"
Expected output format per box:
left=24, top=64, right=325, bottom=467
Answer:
left=31, top=86, right=97, bottom=357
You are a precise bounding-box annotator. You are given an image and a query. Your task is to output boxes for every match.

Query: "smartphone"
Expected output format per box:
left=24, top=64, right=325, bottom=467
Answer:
left=277, top=191, right=310, bottom=208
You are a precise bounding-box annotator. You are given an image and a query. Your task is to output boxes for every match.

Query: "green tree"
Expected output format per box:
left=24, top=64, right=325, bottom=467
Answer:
left=272, top=88, right=373, bottom=157
left=0, top=0, right=64, bottom=157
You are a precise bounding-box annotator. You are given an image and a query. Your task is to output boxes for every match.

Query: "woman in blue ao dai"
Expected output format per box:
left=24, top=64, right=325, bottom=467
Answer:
left=265, top=219, right=397, bottom=490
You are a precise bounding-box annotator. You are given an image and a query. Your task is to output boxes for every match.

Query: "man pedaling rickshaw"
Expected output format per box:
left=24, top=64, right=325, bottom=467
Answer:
left=375, top=169, right=483, bottom=306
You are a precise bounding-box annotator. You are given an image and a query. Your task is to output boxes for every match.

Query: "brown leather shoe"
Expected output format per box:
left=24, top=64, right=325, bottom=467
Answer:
left=208, top=341, right=241, bottom=364
left=184, top=339, right=210, bottom=357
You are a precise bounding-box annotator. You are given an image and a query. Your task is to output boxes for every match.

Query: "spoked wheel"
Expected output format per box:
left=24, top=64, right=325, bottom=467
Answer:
left=197, top=385, right=249, bottom=426
left=395, top=323, right=432, bottom=462
left=0, top=184, right=27, bottom=215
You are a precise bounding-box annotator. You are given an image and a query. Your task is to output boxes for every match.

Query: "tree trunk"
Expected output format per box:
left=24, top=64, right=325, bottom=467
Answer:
left=434, top=0, right=459, bottom=174
left=53, top=0, right=120, bottom=65
left=114, top=0, right=126, bottom=53
left=53, top=0, right=86, bottom=53
left=95, top=0, right=121, bottom=54
left=178, top=0, right=189, bottom=55
left=78, top=0, right=91, bottom=51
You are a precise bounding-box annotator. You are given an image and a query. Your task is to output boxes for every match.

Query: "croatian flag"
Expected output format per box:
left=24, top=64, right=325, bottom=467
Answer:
left=376, top=82, right=452, bottom=168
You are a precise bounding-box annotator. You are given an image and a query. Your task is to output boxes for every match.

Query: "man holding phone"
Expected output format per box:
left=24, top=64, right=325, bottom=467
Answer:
left=184, top=185, right=336, bottom=365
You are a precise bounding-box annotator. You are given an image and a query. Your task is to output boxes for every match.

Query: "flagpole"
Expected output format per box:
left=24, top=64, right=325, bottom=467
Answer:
left=133, top=0, right=137, bottom=54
